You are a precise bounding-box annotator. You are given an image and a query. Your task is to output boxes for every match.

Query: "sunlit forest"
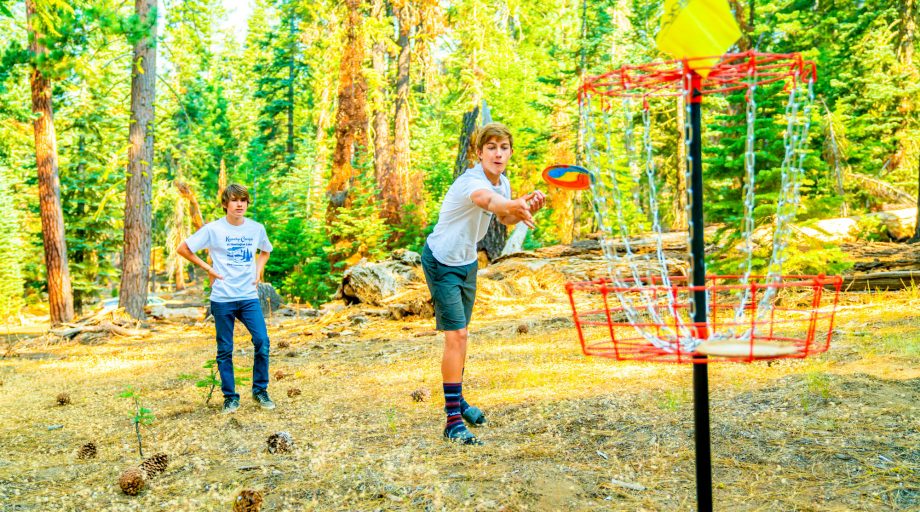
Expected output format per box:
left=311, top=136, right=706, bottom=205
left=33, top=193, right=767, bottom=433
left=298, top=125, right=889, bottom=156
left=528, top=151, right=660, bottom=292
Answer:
left=0, top=0, right=917, bottom=323
left=1, top=1, right=919, bottom=510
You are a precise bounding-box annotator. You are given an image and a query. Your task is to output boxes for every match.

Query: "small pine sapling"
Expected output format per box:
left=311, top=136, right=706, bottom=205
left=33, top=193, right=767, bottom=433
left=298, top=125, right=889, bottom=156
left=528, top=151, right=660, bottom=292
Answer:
left=119, top=387, right=155, bottom=459
left=196, top=359, right=220, bottom=404
left=180, top=360, right=252, bottom=405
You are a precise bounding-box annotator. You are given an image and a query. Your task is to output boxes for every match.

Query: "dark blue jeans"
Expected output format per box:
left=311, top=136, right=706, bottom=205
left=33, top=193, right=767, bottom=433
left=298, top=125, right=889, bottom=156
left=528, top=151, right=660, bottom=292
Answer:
left=211, top=299, right=270, bottom=400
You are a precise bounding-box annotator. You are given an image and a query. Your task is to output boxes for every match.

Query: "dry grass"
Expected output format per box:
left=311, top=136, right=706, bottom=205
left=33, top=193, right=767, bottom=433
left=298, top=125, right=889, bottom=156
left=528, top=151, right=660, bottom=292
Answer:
left=0, top=287, right=918, bottom=511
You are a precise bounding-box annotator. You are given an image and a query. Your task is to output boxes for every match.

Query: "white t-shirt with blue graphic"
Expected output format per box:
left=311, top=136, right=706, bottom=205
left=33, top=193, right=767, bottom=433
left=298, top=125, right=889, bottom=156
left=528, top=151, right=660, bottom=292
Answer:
left=185, top=217, right=273, bottom=302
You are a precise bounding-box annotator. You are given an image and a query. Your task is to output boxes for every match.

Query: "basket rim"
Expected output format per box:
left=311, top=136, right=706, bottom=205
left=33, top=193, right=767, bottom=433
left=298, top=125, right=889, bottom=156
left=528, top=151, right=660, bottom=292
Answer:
left=579, top=50, right=817, bottom=100
left=566, top=274, right=843, bottom=293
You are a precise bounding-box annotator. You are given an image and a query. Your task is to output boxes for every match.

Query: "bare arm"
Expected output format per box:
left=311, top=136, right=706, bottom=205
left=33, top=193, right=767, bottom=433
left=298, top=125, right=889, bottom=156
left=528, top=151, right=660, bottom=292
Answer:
left=254, top=251, right=270, bottom=285
left=176, top=241, right=223, bottom=281
left=469, top=189, right=547, bottom=227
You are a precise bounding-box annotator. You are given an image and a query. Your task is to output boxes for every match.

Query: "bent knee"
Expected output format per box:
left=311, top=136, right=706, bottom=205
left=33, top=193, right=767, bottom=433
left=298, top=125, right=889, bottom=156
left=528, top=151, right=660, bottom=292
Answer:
left=444, top=329, right=468, bottom=347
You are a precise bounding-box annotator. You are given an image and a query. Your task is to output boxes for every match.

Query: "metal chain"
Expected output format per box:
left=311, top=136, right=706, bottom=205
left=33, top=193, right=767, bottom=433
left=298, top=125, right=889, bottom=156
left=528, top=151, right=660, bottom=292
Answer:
left=584, top=94, right=684, bottom=350
left=732, top=70, right=759, bottom=327
left=622, top=99, right=645, bottom=216
left=642, top=103, right=687, bottom=341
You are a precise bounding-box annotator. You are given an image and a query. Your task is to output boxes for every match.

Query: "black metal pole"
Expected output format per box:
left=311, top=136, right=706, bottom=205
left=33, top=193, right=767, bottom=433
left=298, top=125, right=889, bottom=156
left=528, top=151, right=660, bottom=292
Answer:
left=686, top=71, right=713, bottom=512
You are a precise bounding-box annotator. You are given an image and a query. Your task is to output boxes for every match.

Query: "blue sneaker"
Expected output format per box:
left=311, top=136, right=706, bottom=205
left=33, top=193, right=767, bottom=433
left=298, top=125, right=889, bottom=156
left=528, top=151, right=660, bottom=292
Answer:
left=222, top=397, right=240, bottom=414
left=252, top=390, right=276, bottom=410
left=462, top=405, right=487, bottom=426
left=443, top=424, right=483, bottom=445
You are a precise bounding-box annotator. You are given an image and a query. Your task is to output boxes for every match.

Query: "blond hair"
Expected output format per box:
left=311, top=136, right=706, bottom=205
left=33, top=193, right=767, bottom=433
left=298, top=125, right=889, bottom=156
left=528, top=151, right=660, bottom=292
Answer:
left=473, top=122, right=513, bottom=156
left=220, top=183, right=251, bottom=212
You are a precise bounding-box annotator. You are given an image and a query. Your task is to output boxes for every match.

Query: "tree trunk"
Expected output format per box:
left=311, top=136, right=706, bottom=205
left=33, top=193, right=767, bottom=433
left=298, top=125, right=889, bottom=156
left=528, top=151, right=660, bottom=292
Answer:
left=73, top=135, right=88, bottom=314
left=372, top=0, right=399, bottom=226
left=392, top=1, right=420, bottom=227
left=174, top=179, right=204, bottom=285
left=172, top=194, right=186, bottom=292
left=310, top=84, right=333, bottom=218
left=453, top=107, right=479, bottom=178
left=414, top=0, right=438, bottom=93
left=26, top=0, right=74, bottom=325
left=911, top=157, right=920, bottom=243
left=120, top=0, right=157, bottom=320
left=327, top=0, right=369, bottom=223
left=218, top=158, right=228, bottom=202
left=478, top=217, right=508, bottom=262
left=174, top=179, right=204, bottom=232
left=900, top=0, right=917, bottom=66
left=674, top=95, right=688, bottom=229
left=286, top=11, right=296, bottom=169
left=474, top=101, right=506, bottom=261
left=728, top=0, right=753, bottom=51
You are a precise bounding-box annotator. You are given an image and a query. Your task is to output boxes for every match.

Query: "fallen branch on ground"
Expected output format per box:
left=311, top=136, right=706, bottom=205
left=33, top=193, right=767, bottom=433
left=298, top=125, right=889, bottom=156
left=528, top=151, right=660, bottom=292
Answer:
left=51, top=322, right=147, bottom=340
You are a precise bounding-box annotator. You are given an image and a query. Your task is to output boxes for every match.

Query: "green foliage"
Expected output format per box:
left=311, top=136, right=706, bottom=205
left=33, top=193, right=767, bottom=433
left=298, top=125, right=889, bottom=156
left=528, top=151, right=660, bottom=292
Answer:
left=326, top=166, right=392, bottom=267
left=800, top=371, right=832, bottom=414
left=0, top=43, right=26, bottom=318
left=119, top=387, right=154, bottom=458
left=851, top=215, right=890, bottom=242
left=118, top=387, right=155, bottom=425
left=391, top=202, right=428, bottom=253
left=264, top=216, right=337, bottom=307
left=0, top=165, right=23, bottom=320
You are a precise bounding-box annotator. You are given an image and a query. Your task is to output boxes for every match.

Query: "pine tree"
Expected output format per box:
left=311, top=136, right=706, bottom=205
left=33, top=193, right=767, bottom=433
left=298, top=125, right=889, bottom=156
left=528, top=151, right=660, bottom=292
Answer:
left=120, top=0, right=157, bottom=320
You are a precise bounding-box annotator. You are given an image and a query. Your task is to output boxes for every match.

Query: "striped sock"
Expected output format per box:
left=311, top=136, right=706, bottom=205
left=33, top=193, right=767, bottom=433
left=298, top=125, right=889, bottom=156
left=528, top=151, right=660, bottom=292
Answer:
left=443, top=382, right=465, bottom=435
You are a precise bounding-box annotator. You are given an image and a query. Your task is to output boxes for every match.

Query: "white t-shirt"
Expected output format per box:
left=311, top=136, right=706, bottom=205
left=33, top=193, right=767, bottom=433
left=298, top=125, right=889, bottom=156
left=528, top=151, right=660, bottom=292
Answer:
left=426, top=164, right=511, bottom=266
left=185, top=217, right=273, bottom=302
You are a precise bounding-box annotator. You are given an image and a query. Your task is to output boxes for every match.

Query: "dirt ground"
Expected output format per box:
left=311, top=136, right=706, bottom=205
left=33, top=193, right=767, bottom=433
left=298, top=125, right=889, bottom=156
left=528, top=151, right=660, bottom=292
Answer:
left=0, top=286, right=917, bottom=511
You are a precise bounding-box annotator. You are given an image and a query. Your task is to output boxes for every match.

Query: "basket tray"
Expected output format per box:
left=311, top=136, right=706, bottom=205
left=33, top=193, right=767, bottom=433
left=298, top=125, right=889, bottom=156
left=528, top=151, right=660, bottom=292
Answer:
left=565, top=274, right=842, bottom=364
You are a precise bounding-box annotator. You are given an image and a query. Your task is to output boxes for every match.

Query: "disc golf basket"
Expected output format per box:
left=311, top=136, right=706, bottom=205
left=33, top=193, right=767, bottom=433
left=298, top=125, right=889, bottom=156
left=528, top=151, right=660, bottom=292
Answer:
left=567, top=51, right=843, bottom=510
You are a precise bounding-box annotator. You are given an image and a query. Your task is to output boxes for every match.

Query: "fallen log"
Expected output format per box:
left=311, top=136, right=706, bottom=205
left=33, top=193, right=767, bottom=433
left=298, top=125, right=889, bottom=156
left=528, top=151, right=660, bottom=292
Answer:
left=839, top=270, right=920, bottom=291
left=840, top=242, right=920, bottom=273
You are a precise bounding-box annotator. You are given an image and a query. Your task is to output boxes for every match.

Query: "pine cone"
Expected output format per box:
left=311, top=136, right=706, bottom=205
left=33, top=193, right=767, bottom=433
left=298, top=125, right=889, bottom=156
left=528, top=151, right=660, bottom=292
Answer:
left=140, top=452, right=169, bottom=478
left=286, top=388, right=302, bottom=398
left=77, top=442, right=97, bottom=460
left=273, top=370, right=287, bottom=380
left=410, top=388, right=431, bottom=402
left=277, top=340, right=290, bottom=349
left=118, top=466, right=147, bottom=496
left=56, top=392, right=71, bottom=406
left=232, top=489, right=264, bottom=512
left=517, top=323, right=530, bottom=334
left=266, top=431, right=293, bottom=454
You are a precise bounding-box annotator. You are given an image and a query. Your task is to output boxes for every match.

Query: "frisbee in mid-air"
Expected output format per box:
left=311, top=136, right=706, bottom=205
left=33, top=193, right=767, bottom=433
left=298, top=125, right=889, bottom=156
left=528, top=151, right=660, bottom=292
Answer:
left=542, top=164, right=593, bottom=190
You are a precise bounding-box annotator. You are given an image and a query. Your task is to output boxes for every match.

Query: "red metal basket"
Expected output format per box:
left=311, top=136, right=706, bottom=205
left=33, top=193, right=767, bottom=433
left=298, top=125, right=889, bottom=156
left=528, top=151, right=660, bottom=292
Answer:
left=579, top=50, right=817, bottom=100
left=565, top=274, right=842, bottom=364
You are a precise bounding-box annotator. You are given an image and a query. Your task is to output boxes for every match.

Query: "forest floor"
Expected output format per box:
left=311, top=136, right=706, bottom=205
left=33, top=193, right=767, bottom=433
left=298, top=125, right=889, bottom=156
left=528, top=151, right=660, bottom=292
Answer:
left=0, top=281, right=918, bottom=511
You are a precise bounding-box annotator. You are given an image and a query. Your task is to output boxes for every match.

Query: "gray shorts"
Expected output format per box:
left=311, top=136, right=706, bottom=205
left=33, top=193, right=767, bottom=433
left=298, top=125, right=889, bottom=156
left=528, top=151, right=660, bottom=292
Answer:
left=421, top=243, right=478, bottom=331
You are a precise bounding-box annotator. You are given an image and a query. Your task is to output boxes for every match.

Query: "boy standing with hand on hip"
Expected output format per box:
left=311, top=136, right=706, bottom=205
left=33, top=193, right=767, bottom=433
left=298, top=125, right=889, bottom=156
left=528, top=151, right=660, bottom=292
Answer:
left=422, top=123, right=546, bottom=444
left=177, top=183, right=276, bottom=414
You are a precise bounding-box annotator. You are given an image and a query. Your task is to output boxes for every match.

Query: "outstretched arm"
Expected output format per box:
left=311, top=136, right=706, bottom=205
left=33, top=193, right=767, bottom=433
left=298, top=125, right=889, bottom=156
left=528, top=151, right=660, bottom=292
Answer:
left=470, top=189, right=547, bottom=227
left=176, top=242, right=223, bottom=281
left=254, top=251, right=270, bottom=285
